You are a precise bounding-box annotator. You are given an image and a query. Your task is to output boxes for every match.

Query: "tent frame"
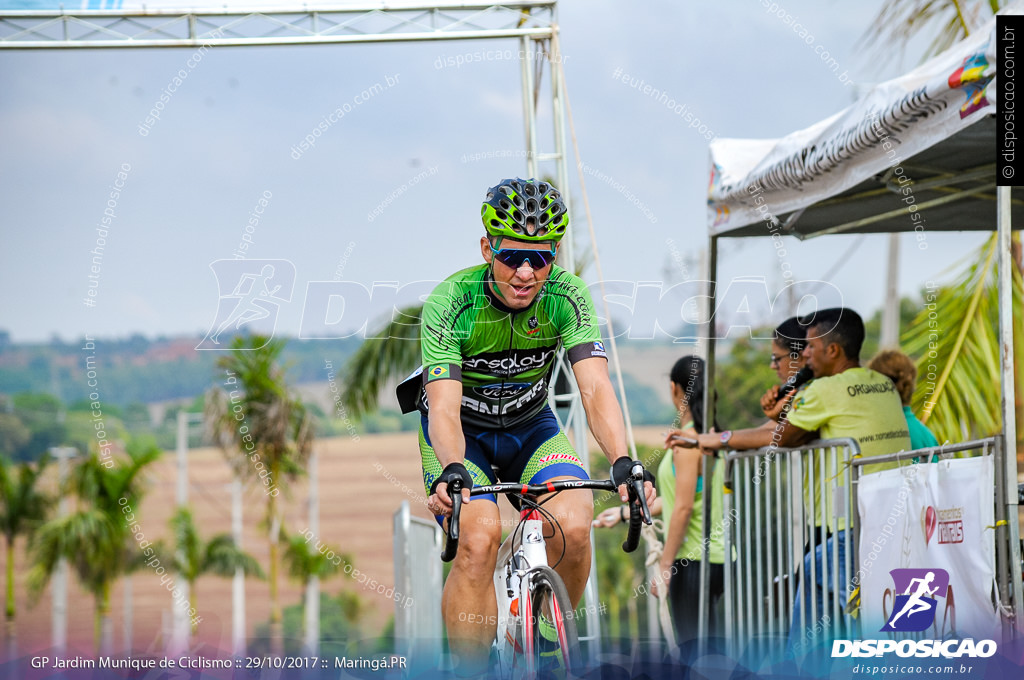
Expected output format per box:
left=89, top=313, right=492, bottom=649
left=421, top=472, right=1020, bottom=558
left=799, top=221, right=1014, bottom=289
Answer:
left=701, top=183, right=1023, bottom=641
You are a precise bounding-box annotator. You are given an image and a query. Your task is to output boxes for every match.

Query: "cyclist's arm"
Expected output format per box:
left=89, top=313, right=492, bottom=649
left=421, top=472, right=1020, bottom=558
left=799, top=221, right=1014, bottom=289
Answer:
left=572, top=356, right=628, bottom=464
left=424, top=379, right=469, bottom=508
left=572, top=356, right=656, bottom=505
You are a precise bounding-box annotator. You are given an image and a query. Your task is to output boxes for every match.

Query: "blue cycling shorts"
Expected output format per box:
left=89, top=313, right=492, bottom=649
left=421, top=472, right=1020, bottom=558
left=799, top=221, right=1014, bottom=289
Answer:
left=419, top=406, right=589, bottom=506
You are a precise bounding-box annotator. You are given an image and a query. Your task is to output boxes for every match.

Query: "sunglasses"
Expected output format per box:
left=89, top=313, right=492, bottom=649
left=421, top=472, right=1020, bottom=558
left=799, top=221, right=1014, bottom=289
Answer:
left=490, top=246, right=556, bottom=270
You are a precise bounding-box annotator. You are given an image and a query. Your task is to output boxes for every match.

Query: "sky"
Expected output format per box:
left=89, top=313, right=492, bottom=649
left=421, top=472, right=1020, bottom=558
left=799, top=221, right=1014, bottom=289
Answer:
left=0, top=0, right=994, bottom=345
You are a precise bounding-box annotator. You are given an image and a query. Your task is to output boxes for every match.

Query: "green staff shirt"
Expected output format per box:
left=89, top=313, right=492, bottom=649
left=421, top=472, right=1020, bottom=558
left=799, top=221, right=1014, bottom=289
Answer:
left=786, top=367, right=911, bottom=531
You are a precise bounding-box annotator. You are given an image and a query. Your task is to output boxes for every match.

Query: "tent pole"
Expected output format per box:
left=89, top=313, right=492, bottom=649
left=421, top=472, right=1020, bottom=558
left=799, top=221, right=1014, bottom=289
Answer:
left=997, top=186, right=1023, bottom=636
left=697, top=234, right=720, bottom=653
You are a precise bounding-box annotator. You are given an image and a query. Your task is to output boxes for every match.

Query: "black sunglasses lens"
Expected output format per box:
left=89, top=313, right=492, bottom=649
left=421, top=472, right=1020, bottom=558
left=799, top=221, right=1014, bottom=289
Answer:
left=495, top=249, right=554, bottom=268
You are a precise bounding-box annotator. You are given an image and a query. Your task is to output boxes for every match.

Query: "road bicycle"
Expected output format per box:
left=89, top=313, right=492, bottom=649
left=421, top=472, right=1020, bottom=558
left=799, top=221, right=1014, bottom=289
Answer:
left=441, top=464, right=651, bottom=678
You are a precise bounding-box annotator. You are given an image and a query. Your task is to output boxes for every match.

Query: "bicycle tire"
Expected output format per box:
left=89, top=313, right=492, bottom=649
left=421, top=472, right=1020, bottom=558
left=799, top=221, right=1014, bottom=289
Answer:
left=517, top=566, right=582, bottom=678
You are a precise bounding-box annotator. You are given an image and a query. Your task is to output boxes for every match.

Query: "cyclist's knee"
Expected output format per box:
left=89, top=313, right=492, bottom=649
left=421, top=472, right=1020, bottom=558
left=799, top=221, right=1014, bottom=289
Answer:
left=559, top=501, right=594, bottom=551
left=453, top=513, right=501, bottom=570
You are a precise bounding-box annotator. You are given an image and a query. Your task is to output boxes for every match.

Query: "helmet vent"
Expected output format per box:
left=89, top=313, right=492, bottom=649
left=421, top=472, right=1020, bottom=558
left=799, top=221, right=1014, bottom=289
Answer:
left=482, top=178, right=568, bottom=243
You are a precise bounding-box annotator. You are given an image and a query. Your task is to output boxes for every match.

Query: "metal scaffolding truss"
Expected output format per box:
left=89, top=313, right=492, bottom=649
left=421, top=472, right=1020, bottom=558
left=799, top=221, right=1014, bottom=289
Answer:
left=2, top=0, right=612, bottom=657
left=0, top=1, right=554, bottom=49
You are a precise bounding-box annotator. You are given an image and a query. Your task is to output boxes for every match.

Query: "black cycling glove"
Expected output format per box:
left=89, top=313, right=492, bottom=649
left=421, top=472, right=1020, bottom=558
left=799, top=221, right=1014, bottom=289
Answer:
left=429, top=462, right=474, bottom=496
left=611, top=456, right=656, bottom=489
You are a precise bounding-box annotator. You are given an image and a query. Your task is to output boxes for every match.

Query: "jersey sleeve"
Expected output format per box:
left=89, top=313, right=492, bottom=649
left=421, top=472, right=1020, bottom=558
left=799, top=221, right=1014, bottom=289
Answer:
left=785, top=380, right=828, bottom=432
left=420, top=279, right=469, bottom=383
left=548, top=270, right=607, bottom=365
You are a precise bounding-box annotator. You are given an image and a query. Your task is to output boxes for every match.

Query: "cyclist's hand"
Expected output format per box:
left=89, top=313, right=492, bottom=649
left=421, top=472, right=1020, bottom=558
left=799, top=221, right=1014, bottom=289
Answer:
left=428, top=462, right=473, bottom=516
left=611, top=457, right=657, bottom=505
left=592, top=507, right=623, bottom=529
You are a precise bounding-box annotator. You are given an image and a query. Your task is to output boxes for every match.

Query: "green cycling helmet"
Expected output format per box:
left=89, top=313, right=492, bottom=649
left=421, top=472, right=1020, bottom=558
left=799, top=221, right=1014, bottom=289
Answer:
left=481, top=178, right=568, bottom=242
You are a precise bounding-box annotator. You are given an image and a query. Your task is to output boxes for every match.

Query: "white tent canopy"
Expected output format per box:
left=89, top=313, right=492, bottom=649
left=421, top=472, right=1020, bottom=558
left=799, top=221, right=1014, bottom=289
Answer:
left=707, top=4, right=1009, bottom=239
left=702, top=2, right=1022, bottom=636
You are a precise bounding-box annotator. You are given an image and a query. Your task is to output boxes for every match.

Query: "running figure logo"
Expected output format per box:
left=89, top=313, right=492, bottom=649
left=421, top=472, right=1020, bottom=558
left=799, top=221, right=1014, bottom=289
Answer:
left=881, top=568, right=950, bottom=632
left=197, top=259, right=296, bottom=350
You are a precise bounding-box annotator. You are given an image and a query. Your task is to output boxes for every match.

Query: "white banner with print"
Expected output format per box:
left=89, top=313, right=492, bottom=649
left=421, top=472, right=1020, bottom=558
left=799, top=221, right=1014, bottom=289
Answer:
left=855, top=456, right=999, bottom=639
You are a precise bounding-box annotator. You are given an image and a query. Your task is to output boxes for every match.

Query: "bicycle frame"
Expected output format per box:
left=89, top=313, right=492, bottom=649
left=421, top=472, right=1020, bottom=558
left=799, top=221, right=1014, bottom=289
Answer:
left=441, top=473, right=651, bottom=678
left=492, top=505, right=550, bottom=676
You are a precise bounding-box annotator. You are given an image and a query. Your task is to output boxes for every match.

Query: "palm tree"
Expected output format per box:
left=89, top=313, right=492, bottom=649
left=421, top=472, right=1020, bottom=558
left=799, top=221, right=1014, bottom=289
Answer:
left=282, top=532, right=344, bottom=646
left=861, top=0, right=1005, bottom=61
left=153, top=507, right=264, bottom=636
left=342, top=305, right=422, bottom=418
left=0, top=453, right=51, bottom=661
left=206, top=336, right=314, bottom=655
left=902, top=235, right=1024, bottom=445
left=27, top=443, right=161, bottom=654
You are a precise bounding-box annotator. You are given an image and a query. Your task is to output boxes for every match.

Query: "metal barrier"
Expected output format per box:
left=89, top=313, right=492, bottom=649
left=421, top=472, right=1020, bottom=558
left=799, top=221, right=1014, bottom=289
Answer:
left=393, top=501, right=445, bottom=662
left=720, top=438, right=861, bottom=659
left=719, top=435, right=1021, bottom=660
left=846, top=437, right=1021, bottom=642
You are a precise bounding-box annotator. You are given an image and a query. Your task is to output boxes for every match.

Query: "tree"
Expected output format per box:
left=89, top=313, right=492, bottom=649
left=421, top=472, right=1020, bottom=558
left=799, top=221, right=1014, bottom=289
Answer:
left=11, top=393, right=66, bottom=462
left=282, top=532, right=344, bottom=644
left=861, top=0, right=1005, bottom=61
left=341, top=305, right=422, bottom=418
left=205, top=336, right=314, bottom=655
left=27, top=442, right=161, bottom=653
left=154, top=507, right=264, bottom=635
left=0, top=453, right=51, bottom=660
left=902, top=235, right=1024, bottom=445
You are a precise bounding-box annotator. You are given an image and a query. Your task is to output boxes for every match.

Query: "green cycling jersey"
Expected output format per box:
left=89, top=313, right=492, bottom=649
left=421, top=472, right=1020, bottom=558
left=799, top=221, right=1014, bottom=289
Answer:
left=415, top=263, right=607, bottom=429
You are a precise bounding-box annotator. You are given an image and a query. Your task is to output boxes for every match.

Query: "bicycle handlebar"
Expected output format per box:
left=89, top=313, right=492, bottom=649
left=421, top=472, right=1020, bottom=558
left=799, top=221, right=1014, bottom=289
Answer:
left=439, top=476, right=651, bottom=563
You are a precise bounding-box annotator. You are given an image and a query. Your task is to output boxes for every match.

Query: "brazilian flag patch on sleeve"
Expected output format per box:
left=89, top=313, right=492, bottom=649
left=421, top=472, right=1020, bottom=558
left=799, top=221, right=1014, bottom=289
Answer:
left=427, top=365, right=449, bottom=380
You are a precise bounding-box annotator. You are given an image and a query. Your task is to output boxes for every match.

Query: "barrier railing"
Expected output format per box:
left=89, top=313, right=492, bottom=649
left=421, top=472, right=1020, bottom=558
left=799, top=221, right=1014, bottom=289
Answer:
left=846, top=438, right=1019, bottom=641
left=720, top=438, right=860, bottom=659
left=719, top=435, right=1019, bottom=661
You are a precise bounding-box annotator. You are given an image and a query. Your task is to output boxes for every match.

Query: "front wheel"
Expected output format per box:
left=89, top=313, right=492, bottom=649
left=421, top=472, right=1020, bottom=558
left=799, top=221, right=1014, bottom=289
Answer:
left=518, top=566, right=582, bottom=678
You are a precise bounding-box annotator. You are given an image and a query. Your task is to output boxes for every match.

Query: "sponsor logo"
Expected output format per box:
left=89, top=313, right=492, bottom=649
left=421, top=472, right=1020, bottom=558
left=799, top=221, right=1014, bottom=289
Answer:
left=882, top=568, right=949, bottom=632
left=474, top=383, right=531, bottom=399
left=463, top=347, right=557, bottom=377
left=923, top=505, right=964, bottom=546
left=537, top=452, right=583, bottom=466
left=948, top=51, right=992, bottom=119
left=594, top=341, right=605, bottom=352
left=528, top=316, right=538, bottom=330
left=831, top=566, right=996, bottom=660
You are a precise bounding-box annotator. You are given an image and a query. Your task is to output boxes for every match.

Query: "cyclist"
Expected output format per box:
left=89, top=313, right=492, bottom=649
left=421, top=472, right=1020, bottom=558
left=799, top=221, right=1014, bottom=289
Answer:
left=411, top=178, right=656, bottom=675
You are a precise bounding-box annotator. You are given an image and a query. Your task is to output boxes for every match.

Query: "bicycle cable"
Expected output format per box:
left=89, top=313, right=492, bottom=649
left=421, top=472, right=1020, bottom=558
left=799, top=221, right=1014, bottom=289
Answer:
left=515, top=491, right=568, bottom=570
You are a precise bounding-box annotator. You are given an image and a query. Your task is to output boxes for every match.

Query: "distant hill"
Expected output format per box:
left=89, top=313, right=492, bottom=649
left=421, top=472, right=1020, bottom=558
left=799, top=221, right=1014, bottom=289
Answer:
left=0, top=332, right=363, bottom=407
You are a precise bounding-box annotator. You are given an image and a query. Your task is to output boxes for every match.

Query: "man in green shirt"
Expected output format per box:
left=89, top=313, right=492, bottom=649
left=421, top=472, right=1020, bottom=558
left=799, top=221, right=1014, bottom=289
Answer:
left=678, top=307, right=910, bottom=647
